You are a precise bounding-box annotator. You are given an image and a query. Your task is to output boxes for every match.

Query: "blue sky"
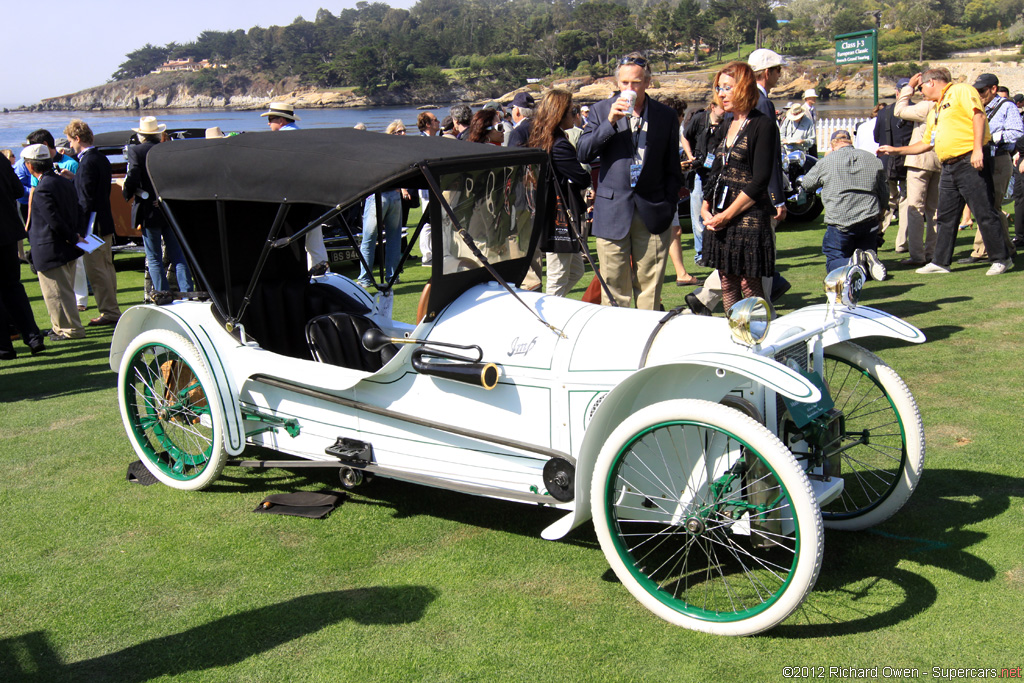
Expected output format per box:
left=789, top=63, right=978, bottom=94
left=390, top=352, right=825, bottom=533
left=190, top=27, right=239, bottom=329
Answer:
left=2, top=0, right=415, bottom=107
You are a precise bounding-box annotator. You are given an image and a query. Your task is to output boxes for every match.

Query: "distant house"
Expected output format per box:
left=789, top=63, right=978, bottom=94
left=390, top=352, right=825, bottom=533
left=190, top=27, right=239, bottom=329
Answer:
left=152, top=58, right=224, bottom=74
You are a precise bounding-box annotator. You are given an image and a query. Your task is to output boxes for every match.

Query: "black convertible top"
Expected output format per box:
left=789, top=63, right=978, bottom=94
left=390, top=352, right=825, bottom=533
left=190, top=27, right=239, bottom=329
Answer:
left=146, top=127, right=547, bottom=209
left=92, top=128, right=208, bottom=151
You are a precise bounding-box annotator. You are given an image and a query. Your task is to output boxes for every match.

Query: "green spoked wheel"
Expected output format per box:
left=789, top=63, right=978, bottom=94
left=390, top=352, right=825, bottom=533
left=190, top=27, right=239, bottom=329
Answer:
left=592, top=400, right=823, bottom=636
left=117, top=330, right=226, bottom=490
left=819, top=342, right=924, bottom=530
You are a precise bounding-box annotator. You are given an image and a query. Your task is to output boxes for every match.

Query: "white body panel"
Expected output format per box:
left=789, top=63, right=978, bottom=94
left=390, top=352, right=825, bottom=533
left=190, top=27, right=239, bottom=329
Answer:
left=110, top=280, right=924, bottom=537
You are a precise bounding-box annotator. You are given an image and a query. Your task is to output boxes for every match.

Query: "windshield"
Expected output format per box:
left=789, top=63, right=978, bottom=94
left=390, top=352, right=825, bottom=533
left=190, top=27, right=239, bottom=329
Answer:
left=438, top=163, right=540, bottom=275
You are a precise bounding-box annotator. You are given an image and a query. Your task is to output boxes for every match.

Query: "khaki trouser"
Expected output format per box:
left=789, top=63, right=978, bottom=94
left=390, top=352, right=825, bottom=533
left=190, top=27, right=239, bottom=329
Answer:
left=38, top=261, right=85, bottom=337
left=904, top=166, right=940, bottom=263
left=596, top=213, right=671, bottom=310
left=520, top=245, right=544, bottom=290
left=545, top=251, right=585, bottom=297
left=82, top=238, right=121, bottom=320
left=970, top=153, right=1016, bottom=258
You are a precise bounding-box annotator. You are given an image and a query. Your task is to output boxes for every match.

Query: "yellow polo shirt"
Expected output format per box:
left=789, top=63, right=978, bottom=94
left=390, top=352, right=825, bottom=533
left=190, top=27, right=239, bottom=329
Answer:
left=922, top=83, right=991, bottom=161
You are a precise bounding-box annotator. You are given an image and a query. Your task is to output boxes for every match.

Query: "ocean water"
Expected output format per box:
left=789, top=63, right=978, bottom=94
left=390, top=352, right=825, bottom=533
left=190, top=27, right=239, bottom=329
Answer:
left=0, top=99, right=881, bottom=153
left=0, top=104, right=450, bottom=152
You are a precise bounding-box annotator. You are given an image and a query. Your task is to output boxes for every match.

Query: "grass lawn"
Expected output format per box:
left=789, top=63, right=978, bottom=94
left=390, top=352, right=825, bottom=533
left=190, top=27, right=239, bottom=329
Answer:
left=1, top=205, right=1023, bottom=682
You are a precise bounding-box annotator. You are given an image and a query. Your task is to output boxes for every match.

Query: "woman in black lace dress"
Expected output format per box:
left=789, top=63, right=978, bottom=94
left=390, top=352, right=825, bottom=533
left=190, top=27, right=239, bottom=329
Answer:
left=701, top=61, right=779, bottom=313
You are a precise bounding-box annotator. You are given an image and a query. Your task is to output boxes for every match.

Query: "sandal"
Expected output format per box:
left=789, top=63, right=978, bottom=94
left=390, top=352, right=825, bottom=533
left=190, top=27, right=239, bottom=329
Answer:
left=675, top=275, right=699, bottom=286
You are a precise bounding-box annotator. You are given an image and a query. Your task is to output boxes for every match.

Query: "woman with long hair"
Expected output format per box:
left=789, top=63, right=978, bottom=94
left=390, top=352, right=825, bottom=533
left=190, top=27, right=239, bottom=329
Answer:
left=467, top=110, right=504, bottom=145
left=527, top=89, right=592, bottom=296
left=701, top=61, right=779, bottom=313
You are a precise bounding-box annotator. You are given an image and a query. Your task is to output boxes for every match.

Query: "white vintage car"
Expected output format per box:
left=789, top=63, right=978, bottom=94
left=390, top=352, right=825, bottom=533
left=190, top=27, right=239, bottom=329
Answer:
left=110, top=129, right=925, bottom=636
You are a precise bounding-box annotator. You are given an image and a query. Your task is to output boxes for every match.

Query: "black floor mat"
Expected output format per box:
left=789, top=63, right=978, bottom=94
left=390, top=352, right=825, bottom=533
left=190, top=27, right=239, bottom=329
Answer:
left=253, top=491, right=345, bottom=519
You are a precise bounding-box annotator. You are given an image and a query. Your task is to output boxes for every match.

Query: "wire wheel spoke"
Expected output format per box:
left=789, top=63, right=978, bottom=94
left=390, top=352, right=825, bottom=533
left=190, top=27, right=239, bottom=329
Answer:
left=608, top=420, right=799, bottom=619
left=820, top=353, right=907, bottom=519
left=125, top=343, right=215, bottom=479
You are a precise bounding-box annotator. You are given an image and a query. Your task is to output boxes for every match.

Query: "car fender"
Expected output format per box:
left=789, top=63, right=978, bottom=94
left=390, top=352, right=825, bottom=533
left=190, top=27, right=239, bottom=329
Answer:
left=766, top=304, right=926, bottom=350
left=541, top=354, right=820, bottom=540
left=109, top=305, right=246, bottom=455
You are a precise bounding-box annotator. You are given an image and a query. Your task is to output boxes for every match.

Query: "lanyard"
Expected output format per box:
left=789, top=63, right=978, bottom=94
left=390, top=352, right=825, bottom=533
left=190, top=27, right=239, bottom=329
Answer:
left=629, top=98, right=648, bottom=164
left=932, top=84, right=954, bottom=129
left=722, top=117, right=750, bottom=168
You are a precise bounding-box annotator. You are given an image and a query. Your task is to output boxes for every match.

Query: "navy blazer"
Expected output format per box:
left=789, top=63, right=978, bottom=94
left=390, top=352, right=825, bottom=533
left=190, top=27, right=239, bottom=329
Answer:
left=28, top=172, right=84, bottom=271
left=1, top=160, right=26, bottom=247
left=508, top=119, right=532, bottom=148
left=577, top=94, right=683, bottom=240
left=754, top=89, right=786, bottom=207
left=74, top=147, right=115, bottom=236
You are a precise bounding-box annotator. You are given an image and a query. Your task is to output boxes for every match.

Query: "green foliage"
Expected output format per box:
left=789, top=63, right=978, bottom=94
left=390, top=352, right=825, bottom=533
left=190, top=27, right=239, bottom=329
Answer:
left=111, top=43, right=171, bottom=81
left=105, top=0, right=1024, bottom=96
left=188, top=70, right=223, bottom=97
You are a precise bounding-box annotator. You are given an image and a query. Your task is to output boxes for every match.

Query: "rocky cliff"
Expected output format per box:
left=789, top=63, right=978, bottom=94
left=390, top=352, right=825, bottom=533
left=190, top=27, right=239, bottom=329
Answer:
left=27, top=60, right=1024, bottom=112
left=28, top=71, right=495, bottom=112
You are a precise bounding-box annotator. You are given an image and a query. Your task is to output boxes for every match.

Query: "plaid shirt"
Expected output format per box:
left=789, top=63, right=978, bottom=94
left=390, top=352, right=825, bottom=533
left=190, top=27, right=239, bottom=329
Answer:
left=801, top=145, right=888, bottom=230
left=986, top=96, right=1023, bottom=151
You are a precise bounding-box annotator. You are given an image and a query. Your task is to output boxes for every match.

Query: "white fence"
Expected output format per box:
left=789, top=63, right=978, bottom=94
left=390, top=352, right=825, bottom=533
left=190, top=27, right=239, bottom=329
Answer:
left=815, top=117, right=870, bottom=152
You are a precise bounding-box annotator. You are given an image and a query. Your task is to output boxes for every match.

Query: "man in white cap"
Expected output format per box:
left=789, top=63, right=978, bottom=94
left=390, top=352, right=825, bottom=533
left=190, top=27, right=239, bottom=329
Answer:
left=803, top=88, right=818, bottom=122
left=260, top=103, right=328, bottom=270
left=21, top=144, right=85, bottom=340
left=261, top=102, right=300, bottom=131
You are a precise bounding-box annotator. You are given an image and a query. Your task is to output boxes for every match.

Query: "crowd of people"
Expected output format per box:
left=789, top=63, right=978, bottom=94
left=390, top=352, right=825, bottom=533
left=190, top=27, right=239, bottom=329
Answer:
left=4, top=54, right=1021, bottom=361
left=2, top=119, right=126, bottom=359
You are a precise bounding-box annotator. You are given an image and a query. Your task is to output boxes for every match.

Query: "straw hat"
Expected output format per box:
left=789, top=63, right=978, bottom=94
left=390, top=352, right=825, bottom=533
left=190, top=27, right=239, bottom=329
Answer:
left=205, top=126, right=226, bottom=139
left=260, top=102, right=300, bottom=121
left=132, top=116, right=166, bottom=135
left=786, top=103, right=809, bottom=122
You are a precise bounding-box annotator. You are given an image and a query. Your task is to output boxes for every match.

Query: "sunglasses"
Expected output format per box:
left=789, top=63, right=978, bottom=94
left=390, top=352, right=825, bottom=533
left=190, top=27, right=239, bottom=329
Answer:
left=715, top=85, right=734, bottom=94
left=618, top=56, right=648, bottom=68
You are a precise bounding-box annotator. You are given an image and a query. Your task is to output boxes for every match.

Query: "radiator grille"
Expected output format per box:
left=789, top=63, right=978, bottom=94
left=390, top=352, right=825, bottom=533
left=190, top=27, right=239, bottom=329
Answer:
left=774, top=342, right=809, bottom=426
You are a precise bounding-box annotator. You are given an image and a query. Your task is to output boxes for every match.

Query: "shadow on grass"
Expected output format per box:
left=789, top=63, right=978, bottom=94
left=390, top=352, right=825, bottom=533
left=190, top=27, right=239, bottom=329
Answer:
left=1, top=586, right=436, bottom=682
left=773, top=467, right=1015, bottom=638
left=200, top=458, right=595, bottom=547
left=0, top=361, right=116, bottom=403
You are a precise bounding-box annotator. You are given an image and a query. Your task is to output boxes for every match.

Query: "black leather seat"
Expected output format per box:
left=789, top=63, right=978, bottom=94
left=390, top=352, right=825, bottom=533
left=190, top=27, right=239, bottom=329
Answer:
left=305, top=313, right=398, bottom=373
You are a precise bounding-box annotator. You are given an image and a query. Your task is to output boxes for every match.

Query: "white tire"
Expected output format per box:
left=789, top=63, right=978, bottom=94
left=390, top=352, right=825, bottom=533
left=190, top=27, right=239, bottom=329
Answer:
left=117, top=330, right=227, bottom=490
left=818, top=342, right=925, bottom=530
left=591, top=399, right=823, bottom=636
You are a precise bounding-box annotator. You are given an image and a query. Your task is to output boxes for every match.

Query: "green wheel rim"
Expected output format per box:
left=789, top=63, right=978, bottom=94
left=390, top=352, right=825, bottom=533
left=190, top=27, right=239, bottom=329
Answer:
left=604, top=420, right=801, bottom=623
left=123, top=342, right=215, bottom=481
left=820, top=355, right=907, bottom=520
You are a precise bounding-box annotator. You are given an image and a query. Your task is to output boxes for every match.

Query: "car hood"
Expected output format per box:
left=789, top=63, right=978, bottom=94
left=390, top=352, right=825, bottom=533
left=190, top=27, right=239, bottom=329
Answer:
left=426, top=283, right=667, bottom=374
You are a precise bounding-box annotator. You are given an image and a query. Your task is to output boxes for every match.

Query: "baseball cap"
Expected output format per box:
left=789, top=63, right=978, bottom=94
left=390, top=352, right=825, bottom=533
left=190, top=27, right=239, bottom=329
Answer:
left=972, top=73, right=999, bottom=90
left=830, top=129, right=852, bottom=142
left=20, top=144, right=50, bottom=161
left=748, top=48, right=786, bottom=72
left=511, top=92, right=535, bottom=109
left=897, top=77, right=911, bottom=89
